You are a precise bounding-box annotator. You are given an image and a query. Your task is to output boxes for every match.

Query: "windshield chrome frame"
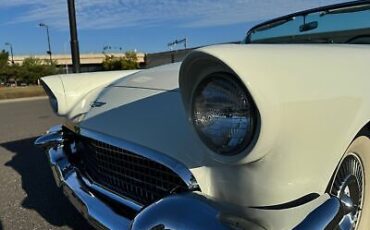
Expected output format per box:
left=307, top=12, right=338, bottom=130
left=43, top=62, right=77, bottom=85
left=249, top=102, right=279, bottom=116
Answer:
left=245, top=0, right=370, bottom=43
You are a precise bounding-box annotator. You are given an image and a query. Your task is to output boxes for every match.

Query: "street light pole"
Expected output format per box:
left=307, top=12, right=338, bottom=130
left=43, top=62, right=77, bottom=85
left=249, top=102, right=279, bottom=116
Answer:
left=39, top=23, right=53, bottom=63
left=4, top=42, right=14, bottom=64
left=67, top=0, right=81, bottom=73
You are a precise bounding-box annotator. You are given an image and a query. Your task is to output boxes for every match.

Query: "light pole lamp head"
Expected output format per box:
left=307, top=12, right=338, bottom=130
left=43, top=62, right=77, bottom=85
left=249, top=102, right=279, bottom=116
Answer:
left=5, top=42, right=11, bottom=46
left=39, top=23, right=47, bottom=27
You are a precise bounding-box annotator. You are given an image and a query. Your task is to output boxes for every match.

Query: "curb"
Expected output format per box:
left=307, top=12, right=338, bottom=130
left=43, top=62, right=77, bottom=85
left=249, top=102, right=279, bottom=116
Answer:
left=0, top=96, right=48, bottom=104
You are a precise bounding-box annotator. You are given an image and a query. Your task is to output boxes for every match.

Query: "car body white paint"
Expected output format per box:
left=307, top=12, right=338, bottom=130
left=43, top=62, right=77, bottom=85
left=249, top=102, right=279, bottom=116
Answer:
left=41, top=44, right=370, bottom=229
left=41, top=70, right=139, bottom=119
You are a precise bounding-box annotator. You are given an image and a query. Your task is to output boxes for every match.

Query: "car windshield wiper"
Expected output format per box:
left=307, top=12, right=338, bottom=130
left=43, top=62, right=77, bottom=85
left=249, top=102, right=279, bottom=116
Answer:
left=320, top=4, right=370, bottom=16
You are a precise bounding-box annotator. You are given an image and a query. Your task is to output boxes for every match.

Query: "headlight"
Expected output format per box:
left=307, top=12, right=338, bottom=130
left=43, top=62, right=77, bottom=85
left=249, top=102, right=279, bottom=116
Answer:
left=192, top=73, right=258, bottom=155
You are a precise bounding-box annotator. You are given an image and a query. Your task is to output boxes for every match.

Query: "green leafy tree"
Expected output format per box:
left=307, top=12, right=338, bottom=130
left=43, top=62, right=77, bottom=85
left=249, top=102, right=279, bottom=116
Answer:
left=19, top=57, right=58, bottom=84
left=102, top=55, right=122, bottom=70
left=0, top=50, right=10, bottom=83
left=0, top=54, right=57, bottom=85
left=0, top=50, right=9, bottom=68
left=122, top=51, right=139, bottom=70
left=102, top=51, right=139, bottom=71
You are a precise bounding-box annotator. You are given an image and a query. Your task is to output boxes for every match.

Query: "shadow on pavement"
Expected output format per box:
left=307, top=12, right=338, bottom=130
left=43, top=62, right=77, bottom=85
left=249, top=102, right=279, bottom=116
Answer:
left=1, top=137, right=92, bottom=229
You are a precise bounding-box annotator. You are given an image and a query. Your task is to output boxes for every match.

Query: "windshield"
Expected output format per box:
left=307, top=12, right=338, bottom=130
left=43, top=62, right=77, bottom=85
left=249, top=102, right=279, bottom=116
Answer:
left=245, top=1, right=370, bottom=44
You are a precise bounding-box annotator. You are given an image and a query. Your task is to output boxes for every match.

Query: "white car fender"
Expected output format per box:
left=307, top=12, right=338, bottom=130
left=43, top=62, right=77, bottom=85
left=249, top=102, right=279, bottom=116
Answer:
left=41, top=70, right=139, bottom=120
left=179, top=44, right=370, bottom=208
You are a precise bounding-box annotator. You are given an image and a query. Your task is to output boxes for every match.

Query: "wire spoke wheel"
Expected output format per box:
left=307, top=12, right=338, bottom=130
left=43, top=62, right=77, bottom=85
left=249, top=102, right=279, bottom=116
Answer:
left=330, top=154, right=364, bottom=230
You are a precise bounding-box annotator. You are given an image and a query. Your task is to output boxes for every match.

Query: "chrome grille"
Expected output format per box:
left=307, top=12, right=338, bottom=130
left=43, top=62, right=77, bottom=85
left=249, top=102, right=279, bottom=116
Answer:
left=78, top=137, right=190, bottom=206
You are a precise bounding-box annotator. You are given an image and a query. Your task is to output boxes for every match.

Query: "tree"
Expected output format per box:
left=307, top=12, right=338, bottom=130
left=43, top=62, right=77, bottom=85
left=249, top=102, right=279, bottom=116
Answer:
left=102, top=55, right=122, bottom=71
left=102, top=51, right=139, bottom=71
left=0, top=50, right=10, bottom=83
left=0, top=54, right=57, bottom=85
left=0, top=50, right=9, bottom=68
left=122, top=51, right=139, bottom=70
left=19, top=57, right=58, bottom=84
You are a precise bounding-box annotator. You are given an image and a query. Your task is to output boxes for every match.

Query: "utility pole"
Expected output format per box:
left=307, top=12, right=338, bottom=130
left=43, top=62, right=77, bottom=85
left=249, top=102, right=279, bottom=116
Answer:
left=168, top=38, right=188, bottom=50
left=167, top=38, right=188, bottom=63
left=67, top=0, right=81, bottom=73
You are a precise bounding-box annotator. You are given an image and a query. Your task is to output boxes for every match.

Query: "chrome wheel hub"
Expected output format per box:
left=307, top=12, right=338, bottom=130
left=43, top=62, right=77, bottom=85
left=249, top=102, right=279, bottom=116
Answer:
left=331, top=154, right=364, bottom=230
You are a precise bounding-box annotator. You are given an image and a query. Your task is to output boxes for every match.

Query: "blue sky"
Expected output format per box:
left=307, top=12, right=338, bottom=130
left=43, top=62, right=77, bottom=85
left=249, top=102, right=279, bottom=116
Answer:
left=0, top=0, right=348, bottom=55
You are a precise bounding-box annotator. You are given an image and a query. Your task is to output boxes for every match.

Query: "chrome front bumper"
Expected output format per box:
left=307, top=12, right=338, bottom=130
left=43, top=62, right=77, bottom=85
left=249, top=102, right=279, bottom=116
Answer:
left=35, top=126, right=346, bottom=230
left=47, top=146, right=132, bottom=229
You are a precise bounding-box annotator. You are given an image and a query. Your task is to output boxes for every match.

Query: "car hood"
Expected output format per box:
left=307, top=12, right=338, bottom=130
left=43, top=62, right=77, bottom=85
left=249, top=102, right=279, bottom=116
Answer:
left=79, top=62, right=208, bottom=169
left=108, top=62, right=181, bottom=91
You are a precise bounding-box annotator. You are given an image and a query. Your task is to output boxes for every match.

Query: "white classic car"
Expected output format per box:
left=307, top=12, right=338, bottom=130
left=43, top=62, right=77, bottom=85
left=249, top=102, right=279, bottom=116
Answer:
left=36, top=1, right=370, bottom=229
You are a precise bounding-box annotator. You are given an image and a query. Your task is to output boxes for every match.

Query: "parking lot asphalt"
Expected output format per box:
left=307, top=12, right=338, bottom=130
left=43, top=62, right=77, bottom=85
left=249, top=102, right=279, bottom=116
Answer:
left=0, top=98, right=92, bottom=229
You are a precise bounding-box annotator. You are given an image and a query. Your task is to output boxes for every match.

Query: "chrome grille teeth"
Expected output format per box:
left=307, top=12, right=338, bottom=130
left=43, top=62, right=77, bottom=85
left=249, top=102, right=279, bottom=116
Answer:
left=79, top=137, right=191, bottom=206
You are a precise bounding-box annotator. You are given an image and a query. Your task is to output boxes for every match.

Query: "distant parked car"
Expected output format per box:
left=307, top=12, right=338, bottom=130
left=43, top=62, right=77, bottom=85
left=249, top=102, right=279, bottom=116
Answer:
left=36, top=1, right=370, bottom=229
left=6, top=82, right=16, bottom=87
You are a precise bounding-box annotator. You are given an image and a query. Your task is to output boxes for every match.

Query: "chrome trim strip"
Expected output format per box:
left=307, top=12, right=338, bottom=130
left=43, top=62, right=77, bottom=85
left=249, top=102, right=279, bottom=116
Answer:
left=63, top=171, right=131, bottom=230
left=80, top=175, right=143, bottom=212
left=79, top=127, right=199, bottom=191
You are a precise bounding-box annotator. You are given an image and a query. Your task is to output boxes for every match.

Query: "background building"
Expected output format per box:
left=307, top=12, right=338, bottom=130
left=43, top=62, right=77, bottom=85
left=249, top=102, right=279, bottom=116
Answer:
left=13, top=53, right=145, bottom=73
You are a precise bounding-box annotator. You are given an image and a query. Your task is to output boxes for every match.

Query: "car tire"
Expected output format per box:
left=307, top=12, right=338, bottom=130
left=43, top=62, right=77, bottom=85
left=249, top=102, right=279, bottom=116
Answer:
left=330, top=135, right=370, bottom=229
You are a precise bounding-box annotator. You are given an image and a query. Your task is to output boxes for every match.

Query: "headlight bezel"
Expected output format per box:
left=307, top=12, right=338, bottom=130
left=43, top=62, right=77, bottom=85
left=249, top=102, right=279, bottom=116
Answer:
left=190, top=71, right=260, bottom=156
